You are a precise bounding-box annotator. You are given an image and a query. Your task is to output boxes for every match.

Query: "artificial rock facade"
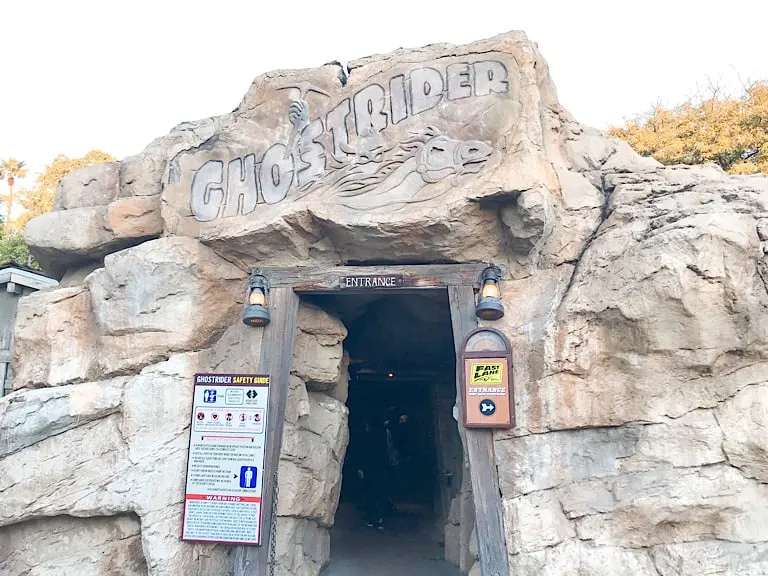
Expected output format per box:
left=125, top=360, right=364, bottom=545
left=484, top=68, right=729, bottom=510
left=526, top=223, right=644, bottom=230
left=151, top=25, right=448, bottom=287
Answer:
left=2, top=30, right=768, bottom=576
left=1, top=301, right=348, bottom=576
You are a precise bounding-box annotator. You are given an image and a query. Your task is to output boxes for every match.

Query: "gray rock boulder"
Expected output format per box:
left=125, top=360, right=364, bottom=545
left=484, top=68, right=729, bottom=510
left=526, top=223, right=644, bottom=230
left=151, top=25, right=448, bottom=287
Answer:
left=53, top=161, right=120, bottom=210
left=86, top=236, right=246, bottom=375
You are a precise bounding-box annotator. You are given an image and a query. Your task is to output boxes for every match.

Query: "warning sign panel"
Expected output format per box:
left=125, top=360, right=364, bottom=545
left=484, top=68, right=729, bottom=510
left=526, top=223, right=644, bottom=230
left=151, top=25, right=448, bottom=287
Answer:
left=182, top=373, right=270, bottom=545
left=463, top=357, right=513, bottom=428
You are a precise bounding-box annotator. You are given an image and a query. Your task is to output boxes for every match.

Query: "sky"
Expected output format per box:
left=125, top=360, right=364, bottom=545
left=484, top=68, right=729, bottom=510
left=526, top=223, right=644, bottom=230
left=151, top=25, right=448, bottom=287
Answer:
left=1, top=0, right=766, bottom=189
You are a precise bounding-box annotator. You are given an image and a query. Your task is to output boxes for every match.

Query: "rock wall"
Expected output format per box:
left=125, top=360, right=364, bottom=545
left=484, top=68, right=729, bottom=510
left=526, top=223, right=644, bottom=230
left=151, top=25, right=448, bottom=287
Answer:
left=275, top=305, right=349, bottom=576
left=2, top=29, right=767, bottom=576
left=0, top=275, right=348, bottom=576
left=493, top=165, right=768, bottom=574
left=0, top=515, right=147, bottom=575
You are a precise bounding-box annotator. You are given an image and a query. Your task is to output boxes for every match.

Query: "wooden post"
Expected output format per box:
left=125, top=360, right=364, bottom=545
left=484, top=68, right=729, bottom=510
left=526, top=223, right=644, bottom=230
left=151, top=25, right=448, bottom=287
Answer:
left=448, top=285, right=510, bottom=576
left=233, top=287, right=300, bottom=576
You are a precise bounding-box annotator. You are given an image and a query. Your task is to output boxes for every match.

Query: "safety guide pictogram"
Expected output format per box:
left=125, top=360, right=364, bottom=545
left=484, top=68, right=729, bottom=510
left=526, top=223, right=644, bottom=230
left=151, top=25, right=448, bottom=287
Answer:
left=182, top=373, right=270, bottom=545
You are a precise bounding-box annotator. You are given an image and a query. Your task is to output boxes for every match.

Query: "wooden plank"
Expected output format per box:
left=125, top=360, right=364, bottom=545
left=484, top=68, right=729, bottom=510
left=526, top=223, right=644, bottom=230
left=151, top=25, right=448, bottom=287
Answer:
left=232, top=287, right=300, bottom=576
left=448, top=286, right=479, bottom=572
left=448, top=285, right=510, bottom=576
left=260, top=264, right=495, bottom=292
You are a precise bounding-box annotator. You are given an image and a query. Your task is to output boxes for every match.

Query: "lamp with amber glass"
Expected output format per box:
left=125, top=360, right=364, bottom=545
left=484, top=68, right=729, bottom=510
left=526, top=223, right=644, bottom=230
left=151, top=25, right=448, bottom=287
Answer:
left=475, top=265, right=505, bottom=320
left=243, top=272, right=271, bottom=327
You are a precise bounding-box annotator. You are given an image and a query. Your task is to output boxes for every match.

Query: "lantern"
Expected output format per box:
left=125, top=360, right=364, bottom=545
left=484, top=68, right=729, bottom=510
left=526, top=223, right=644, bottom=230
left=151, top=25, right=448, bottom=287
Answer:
left=243, top=272, right=271, bottom=327
left=475, top=265, right=504, bottom=320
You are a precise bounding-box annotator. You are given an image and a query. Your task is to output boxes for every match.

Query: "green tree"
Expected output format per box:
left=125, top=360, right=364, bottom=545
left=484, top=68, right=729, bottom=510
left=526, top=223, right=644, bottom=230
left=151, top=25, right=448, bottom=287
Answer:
left=609, top=81, right=768, bottom=174
left=0, top=158, right=27, bottom=224
left=0, top=225, right=33, bottom=267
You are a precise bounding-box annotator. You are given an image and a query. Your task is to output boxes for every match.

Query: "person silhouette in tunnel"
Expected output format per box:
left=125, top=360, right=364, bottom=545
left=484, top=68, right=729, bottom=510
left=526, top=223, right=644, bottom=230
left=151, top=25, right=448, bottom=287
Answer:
left=357, top=413, right=391, bottom=529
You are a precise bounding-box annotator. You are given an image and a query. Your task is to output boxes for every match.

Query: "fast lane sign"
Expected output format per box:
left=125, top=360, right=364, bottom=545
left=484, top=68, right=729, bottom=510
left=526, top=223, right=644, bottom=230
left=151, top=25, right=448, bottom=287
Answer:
left=462, top=357, right=513, bottom=429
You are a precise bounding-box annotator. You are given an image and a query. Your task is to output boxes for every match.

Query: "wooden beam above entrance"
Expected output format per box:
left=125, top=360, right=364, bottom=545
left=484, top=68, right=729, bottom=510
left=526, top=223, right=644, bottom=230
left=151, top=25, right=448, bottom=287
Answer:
left=259, top=264, right=493, bottom=293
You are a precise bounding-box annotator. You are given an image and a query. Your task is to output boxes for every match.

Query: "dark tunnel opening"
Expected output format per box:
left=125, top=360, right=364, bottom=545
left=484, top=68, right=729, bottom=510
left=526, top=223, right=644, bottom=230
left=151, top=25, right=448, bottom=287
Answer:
left=304, top=290, right=464, bottom=574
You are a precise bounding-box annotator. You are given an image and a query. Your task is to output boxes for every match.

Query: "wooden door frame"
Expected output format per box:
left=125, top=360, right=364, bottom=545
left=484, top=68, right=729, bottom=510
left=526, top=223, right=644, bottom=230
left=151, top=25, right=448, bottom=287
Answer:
left=233, top=264, right=510, bottom=576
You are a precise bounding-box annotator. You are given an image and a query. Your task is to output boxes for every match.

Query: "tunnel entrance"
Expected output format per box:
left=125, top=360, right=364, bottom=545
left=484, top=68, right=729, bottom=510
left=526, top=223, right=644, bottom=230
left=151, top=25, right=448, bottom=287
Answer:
left=305, top=290, right=464, bottom=575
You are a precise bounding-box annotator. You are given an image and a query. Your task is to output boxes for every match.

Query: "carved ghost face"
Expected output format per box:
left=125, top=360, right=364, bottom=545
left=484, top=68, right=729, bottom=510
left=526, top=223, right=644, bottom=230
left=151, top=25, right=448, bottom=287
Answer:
left=417, top=136, right=493, bottom=183
left=455, top=140, right=494, bottom=174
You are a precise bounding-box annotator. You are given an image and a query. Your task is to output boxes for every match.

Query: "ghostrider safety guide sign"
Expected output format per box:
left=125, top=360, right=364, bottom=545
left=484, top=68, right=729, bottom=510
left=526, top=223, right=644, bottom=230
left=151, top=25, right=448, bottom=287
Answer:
left=182, top=373, right=270, bottom=545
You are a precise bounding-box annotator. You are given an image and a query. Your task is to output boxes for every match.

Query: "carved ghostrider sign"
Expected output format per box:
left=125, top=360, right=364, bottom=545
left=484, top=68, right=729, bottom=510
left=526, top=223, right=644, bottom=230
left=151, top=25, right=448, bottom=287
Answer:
left=185, top=60, right=510, bottom=220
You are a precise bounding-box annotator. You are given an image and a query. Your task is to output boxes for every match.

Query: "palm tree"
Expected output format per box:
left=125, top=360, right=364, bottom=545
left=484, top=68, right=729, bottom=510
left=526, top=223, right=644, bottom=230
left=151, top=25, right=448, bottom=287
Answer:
left=0, top=158, right=28, bottom=223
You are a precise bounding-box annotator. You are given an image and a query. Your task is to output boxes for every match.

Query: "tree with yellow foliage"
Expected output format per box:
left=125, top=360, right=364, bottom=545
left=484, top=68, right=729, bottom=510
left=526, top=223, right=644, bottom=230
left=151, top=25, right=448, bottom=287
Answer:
left=0, top=158, right=28, bottom=223
left=609, top=81, right=768, bottom=174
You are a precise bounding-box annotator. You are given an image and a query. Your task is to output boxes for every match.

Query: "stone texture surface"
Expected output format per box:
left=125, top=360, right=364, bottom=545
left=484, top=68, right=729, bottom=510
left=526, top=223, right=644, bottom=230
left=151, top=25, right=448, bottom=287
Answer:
left=53, top=161, right=120, bottom=210
left=24, top=203, right=160, bottom=277
left=443, top=469, right=476, bottom=572
left=716, top=383, right=768, bottom=482
left=58, top=260, right=104, bottom=288
left=86, top=236, right=246, bottom=375
left=24, top=207, right=118, bottom=276
left=275, top=305, right=349, bottom=575
left=292, top=304, right=348, bottom=391
left=493, top=161, right=768, bottom=574
left=652, top=541, right=768, bottom=576
left=508, top=541, right=660, bottom=576
left=12, top=237, right=246, bottom=389
left=0, top=378, right=126, bottom=455
left=274, top=517, right=330, bottom=576
left=11, top=286, right=99, bottom=387
left=6, top=29, right=768, bottom=576
left=0, top=515, right=147, bottom=576
left=277, top=394, right=348, bottom=527
left=104, top=196, right=163, bottom=238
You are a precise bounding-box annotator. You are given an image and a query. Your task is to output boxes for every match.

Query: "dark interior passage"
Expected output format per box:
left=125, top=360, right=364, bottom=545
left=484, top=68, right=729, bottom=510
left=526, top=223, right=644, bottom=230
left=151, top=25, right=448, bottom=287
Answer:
left=342, top=372, right=439, bottom=518
left=305, top=291, right=463, bottom=575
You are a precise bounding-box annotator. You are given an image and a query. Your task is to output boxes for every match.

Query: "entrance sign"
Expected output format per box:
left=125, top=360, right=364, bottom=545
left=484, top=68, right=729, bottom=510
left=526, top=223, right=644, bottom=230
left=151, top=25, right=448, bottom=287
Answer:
left=182, top=373, right=270, bottom=545
left=463, top=356, right=512, bottom=428
left=340, top=275, right=404, bottom=289
left=460, top=328, right=514, bottom=429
